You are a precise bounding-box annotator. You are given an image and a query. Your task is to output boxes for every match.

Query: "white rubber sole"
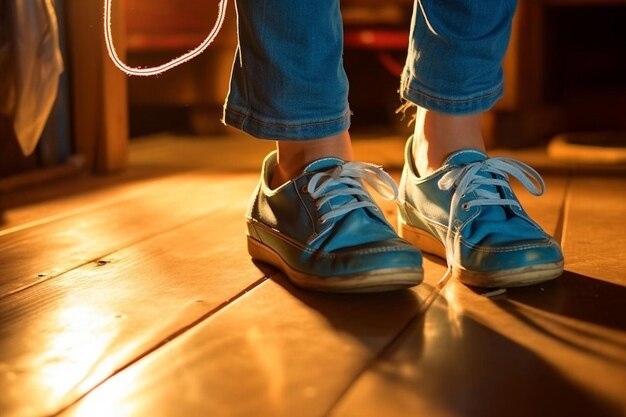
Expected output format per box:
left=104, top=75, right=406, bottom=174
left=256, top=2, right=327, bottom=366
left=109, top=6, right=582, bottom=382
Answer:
left=248, top=236, right=423, bottom=293
left=398, top=216, right=563, bottom=288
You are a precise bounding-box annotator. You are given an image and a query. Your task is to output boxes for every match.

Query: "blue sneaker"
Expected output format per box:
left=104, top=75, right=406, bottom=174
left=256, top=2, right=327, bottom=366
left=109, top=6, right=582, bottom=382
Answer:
left=398, top=136, right=564, bottom=287
left=247, top=152, right=423, bottom=293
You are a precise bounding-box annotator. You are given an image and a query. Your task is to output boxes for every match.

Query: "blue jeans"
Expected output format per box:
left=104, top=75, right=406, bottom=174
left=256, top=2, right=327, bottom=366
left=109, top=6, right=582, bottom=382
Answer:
left=223, top=0, right=517, bottom=140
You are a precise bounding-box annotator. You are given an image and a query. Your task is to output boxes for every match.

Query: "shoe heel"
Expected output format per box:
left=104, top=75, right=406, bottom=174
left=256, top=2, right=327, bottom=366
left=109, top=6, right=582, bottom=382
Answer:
left=398, top=215, right=447, bottom=259
left=247, top=235, right=281, bottom=268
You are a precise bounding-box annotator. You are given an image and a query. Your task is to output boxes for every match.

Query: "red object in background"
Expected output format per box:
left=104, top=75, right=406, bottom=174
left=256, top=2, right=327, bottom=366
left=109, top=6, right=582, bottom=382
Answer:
left=125, top=0, right=232, bottom=52
left=344, top=29, right=408, bottom=77
left=344, top=29, right=408, bottom=51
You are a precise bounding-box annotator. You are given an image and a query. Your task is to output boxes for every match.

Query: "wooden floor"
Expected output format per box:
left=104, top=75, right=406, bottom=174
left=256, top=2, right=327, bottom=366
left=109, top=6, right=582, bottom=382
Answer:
left=1, top=133, right=625, bottom=417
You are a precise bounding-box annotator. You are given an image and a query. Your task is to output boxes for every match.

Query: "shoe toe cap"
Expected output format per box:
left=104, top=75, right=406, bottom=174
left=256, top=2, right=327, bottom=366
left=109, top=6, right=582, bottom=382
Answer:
left=308, top=238, right=423, bottom=276
left=459, top=236, right=563, bottom=273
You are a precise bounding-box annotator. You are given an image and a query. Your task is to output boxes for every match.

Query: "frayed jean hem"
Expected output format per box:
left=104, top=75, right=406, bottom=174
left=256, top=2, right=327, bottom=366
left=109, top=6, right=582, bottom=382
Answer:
left=222, top=105, right=351, bottom=141
left=400, top=79, right=504, bottom=115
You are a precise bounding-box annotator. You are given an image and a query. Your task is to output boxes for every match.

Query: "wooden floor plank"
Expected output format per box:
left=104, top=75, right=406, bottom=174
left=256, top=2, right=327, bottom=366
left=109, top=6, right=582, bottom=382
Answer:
left=330, top=280, right=626, bottom=417
left=561, top=176, right=626, bottom=285
left=126, top=132, right=586, bottom=175
left=4, top=127, right=611, bottom=417
left=0, top=172, right=256, bottom=297
left=511, top=175, right=569, bottom=240
left=0, top=167, right=184, bottom=233
left=0, top=187, right=266, bottom=417
left=0, top=131, right=266, bottom=234
left=126, top=133, right=407, bottom=172
left=59, top=270, right=444, bottom=417
left=53, top=175, right=571, bottom=417
left=329, top=176, right=626, bottom=417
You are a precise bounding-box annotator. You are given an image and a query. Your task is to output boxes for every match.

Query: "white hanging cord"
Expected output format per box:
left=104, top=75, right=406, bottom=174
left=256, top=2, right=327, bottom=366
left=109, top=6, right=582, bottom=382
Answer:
left=103, top=0, right=229, bottom=76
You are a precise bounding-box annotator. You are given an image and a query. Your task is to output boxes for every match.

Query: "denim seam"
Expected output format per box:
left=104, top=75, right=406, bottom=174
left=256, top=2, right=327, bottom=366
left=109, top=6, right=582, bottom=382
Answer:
left=403, top=81, right=504, bottom=105
left=226, top=106, right=351, bottom=129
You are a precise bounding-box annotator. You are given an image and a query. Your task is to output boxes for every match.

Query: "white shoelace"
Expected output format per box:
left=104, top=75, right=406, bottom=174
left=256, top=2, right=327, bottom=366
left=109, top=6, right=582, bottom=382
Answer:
left=306, top=162, right=398, bottom=224
left=437, top=157, right=545, bottom=267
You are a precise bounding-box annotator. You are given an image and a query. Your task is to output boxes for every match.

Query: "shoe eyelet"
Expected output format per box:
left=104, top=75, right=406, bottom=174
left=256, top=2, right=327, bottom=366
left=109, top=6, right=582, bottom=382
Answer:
left=300, top=185, right=308, bottom=194
left=461, top=203, right=469, bottom=211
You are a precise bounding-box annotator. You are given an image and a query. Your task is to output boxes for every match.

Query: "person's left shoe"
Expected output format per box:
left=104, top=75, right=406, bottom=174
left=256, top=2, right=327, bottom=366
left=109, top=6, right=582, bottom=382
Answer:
left=397, top=136, right=564, bottom=288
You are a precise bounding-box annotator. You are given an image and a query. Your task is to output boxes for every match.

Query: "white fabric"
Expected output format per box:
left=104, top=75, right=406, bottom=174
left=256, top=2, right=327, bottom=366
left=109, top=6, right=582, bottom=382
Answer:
left=7, top=0, right=63, bottom=156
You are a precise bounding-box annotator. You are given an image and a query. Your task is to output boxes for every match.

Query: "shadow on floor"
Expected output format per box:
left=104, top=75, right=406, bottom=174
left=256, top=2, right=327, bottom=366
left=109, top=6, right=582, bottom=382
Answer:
left=253, top=260, right=425, bottom=355
left=503, top=270, right=626, bottom=333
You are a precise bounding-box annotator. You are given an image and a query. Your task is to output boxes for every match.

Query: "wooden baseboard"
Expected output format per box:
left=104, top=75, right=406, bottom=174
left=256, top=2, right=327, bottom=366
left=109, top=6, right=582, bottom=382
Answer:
left=0, top=156, right=85, bottom=194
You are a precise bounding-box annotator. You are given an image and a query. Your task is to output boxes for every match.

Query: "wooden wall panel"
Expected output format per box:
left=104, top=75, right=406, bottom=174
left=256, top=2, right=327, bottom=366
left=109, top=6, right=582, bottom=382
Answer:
left=65, top=0, right=128, bottom=173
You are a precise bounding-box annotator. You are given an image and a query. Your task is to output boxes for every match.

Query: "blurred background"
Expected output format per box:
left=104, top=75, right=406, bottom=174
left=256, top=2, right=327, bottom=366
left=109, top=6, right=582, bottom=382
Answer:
left=1, top=0, right=625, bottom=182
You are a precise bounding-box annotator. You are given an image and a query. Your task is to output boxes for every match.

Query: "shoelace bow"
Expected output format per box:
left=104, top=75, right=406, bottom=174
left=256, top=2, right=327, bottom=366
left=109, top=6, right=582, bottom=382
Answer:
left=306, top=162, right=398, bottom=224
left=437, top=157, right=546, bottom=266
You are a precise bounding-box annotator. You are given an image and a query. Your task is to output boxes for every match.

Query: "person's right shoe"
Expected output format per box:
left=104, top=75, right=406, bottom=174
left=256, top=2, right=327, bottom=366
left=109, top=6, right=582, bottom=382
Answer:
left=398, top=136, right=564, bottom=288
left=246, top=151, right=423, bottom=293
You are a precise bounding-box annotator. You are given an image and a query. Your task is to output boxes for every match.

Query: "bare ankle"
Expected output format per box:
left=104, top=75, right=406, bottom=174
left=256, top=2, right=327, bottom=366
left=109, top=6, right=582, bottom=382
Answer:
left=412, top=107, right=486, bottom=176
left=270, top=131, right=353, bottom=188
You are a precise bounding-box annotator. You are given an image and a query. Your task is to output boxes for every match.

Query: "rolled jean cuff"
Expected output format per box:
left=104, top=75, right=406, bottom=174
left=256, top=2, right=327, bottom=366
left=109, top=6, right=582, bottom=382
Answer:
left=222, top=104, right=351, bottom=141
left=400, top=76, right=504, bottom=115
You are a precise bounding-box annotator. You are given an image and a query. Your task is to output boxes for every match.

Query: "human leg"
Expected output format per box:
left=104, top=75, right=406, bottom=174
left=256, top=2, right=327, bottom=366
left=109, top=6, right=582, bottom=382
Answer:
left=224, top=0, right=354, bottom=187
left=271, top=132, right=353, bottom=188
left=402, top=0, right=515, bottom=175
left=225, top=0, right=423, bottom=292
left=398, top=0, right=564, bottom=287
left=411, top=110, right=484, bottom=177
left=224, top=0, right=351, bottom=141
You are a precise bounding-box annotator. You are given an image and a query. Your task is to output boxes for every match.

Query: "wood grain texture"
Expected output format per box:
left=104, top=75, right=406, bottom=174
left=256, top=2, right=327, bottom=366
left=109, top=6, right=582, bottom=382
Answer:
left=55, top=176, right=571, bottom=417
left=330, top=175, right=626, bottom=417
left=65, top=0, right=128, bottom=173
left=3, top=131, right=623, bottom=417
left=60, top=272, right=445, bottom=417
left=0, top=167, right=182, bottom=232
left=0, top=188, right=264, bottom=417
left=0, top=172, right=256, bottom=297
left=561, top=176, right=626, bottom=285
left=510, top=175, right=569, bottom=239
left=55, top=169, right=449, bottom=417
left=330, top=281, right=626, bottom=417
left=0, top=170, right=448, bottom=417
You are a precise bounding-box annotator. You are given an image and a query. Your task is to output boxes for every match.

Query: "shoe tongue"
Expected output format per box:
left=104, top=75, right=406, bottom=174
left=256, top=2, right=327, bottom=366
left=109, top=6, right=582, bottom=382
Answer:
left=304, top=157, right=351, bottom=207
left=444, top=149, right=509, bottom=222
left=303, top=157, right=344, bottom=173
left=443, top=149, right=487, bottom=167
left=301, top=157, right=389, bottom=242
